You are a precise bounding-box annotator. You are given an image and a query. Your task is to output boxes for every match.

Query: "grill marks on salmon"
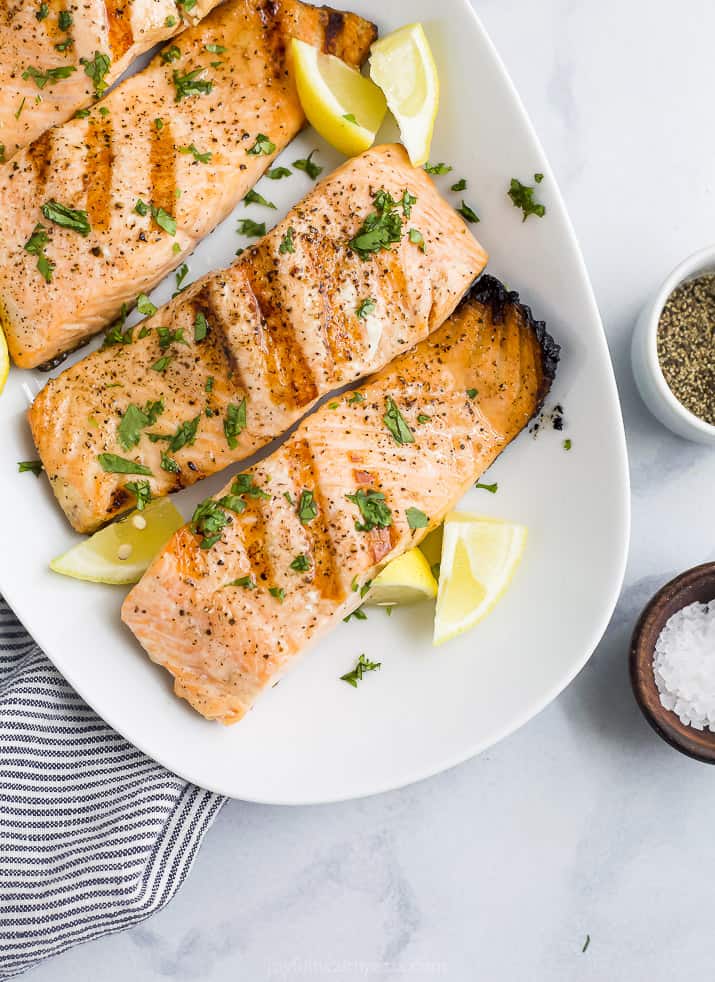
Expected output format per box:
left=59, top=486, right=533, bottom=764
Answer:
left=29, top=145, right=488, bottom=533
left=0, top=0, right=377, bottom=369
left=121, top=276, right=560, bottom=724
left=0, top=0, right=224, bottom=161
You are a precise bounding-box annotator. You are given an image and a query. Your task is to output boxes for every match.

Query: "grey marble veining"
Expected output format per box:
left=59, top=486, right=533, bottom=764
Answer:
left=26, top=0, right=715, bottom=979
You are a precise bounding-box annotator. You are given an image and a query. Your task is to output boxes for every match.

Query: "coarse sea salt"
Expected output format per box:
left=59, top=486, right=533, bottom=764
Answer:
left=653, top=601, right=715, bottom=730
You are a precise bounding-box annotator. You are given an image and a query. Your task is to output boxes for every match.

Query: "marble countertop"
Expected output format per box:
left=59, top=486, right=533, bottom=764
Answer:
left=31, top=1, right=715, bottom=979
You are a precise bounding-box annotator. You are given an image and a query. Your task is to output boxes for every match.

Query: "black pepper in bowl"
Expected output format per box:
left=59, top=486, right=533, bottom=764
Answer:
left=657, top=273, right=715, bottom=425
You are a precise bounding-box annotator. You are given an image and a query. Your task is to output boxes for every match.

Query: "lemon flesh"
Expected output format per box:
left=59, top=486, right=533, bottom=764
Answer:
left=291, top=38, right=387, bottom=157
left=50, top=497, right=184, bottom=585
left=369, top=23, right=439, bottom=167
left=0, top=325, right=8, bottom=396
left=366, top=547, right=438, bottom=606
left=433, top=513, right=527, bottom=646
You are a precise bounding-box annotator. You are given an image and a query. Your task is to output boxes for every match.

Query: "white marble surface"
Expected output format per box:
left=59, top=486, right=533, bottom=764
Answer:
left=28, top=0, right=715, bottom=979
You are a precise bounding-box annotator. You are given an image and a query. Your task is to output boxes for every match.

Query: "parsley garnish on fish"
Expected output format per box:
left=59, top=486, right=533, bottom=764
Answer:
left=383, top=396, right=414, bottom=445
left=508, top=177, right=546, bottom=221
left=160, top=452, right=180, bottom=473
left=157, top=326, right=188, bottom=350
left=400, top=190, right=416, bottom=218
left=80, top=51, right=111, bottom=97
left=348, top=189, right=408, bottom=260
left=223, top=399, right=247, bottom=449
left=118, top=400, right=164, bottom=450
left=298, top=489, right=317, bottom=524
left=173, top=68, right=213, bottom=102
left=244, top=189, right=276, bottom=209
left=136, top=294, right=157, bottom=316
left=55, top=37, right=74, bottom=52
left=340, top=654, right=381, bottom=687
left=357, top=297, right=376, bottom=319
left=266, top=166, right=292, bottom=180
left=125, top=480, right=152, bottom=510
left=467, top=388, right=478, bottom=398
left=424, top=162, right=452, bottom=175
left=58, top=9, right=73, bottom=30
left=406, top=507, right=428, bottom=529
left=18, top=460, right=43, bottom=476
left=293, top=150, right=322, bottom=179
left=36, top=3, right=49, bottom=20
left=134, top=198, right=150, bottom=217
left=191, top=498, right=229, bottom=549
left=161, top=45, right=181, bottom=64
left=226, top=576, right=255, bottom=589
left=165, top=14, right=176, bottom=26
left=347, top=391, right=364, bottom=404
left=151, top=205, right=176, bottom=236
left=408, top=228, right=426, bottom=252
left=22, top=65, right=76, bottom=89
left=451, top=178, right=467, bottom=192
left=174, top=263, right=190, bottom=292
left=205, top=376, right=214, bottom=392
left=268, top=586, right=285, bottom=601
left=151, top=355, right=172, bottom=373
left=237, top=218, right=266, bottom=238
left=345, top=489, right=392, bottom=532
left=193, top=312, right=208, bottom=341
left=179, top=143, right=212, bottom=163
left=457, top=200, right=479, bottom=223
left=0, top=146, right=5, bottom=164
left=563, top=438, right=572, bottom=450
left=23, top=224, right=55, bottom=283
left=74, top=108, right=90, bottom=119
left=247, top=133, right=275, bottom=155
left=535, top=172, right=544, bottom=183
left=475, top=482, right=498, bottom=493
left=279, top=227, right=295, bottom=254
left=343, top=607, right=367, bottom=623
left=417, top=413, right=430, bottom=423
left=101, top=305, right=132, bottom=348
left=289, top=554, right=310, bottom=572
left=205, top=43, right=226, bottom=54
left=97, top=453, right=152, bottom=476
left=41, top=199, right=91, bottom=236
left=167, top=416, right=200, bottom=452
left=228, top=473, right=270, bottom=499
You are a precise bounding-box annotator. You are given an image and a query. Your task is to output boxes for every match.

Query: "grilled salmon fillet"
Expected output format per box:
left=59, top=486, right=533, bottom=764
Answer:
left=122, top=275, right=560, bottom=724
left=0, top=0, right=377, bottom=369
left=29, top=144, right=488, bottom=533
left=0, top=0, right=223, bottom=161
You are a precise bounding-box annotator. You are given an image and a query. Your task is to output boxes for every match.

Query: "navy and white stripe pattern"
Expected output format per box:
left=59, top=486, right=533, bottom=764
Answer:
left=0, top=598, right=225, bottom=980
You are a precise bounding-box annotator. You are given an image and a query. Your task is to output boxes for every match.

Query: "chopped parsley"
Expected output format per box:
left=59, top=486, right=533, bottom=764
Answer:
left=58, top=9, right=73, bottom=30
left=174, top=263, right=190, bottom=292
left=23, top=224, right=54, bottom=283
left=268, top=586, right=285, bottom=602
left=125, top=480, right=152, bottom=510
left=467, top=388, right=478, bottom=398
left=151, top=355, right=172, bottom=373
left=191, top=498, right=229, bottom=549
left=451, top=178, right=467, bottom=192
left=136, top=293, right=157, bottom=317
left=205, top=43, right=226, bottom=54
left=348, top=189, right=407, bottom=260
left=535, top=172, right=544, bottom=183
left=563, top=438, right=572, bottom=451
left=345, top=488, right=392, bottom=532
left=289, top=554, right=310, bottom=572
left=172, top=68, right=213, bottom=102
left=356, top=297, right=376, bottom=319
left=347, top=391, right=364, bottom=404
left=177, top=0, right=198, bottom=9
left=342, top=113, right=358, bottom=124
left=161, top=44, right=181, bottom=64
left=297, top=489, right=317, bottom=524
left=266, top=166, right=292, bottom=180
left=457, top=200, right=479, bottom=223
left=424, top=162, right=452, bottom=175
left=226, top=576, right=255, bottom=589
left=383, top=396, right=414, bottom=445
left=160, top=451, right=180, bottom=473
left=101, top=305, right=132, bottom=348
left=165, top=14, right=177, bottom=26
left=205, top=376, right=214, bottom=393
left=151, top=205, right=176, bottom=235
left=236, top=218, right=265, bottom=238
left=244, top=189, right=276, bottom=209
left=193, top=311, right=208, bottom=341
left=179, top=142, right=212, bottom=163
left=22, top=65, right=77, bottom=90
left=167, top=415, right=200, bottom=452
left=80, top=51, right=111, bottom=97
left=118, top=399, right=164, bottom=450
left=292, top=150, right=322, bottom=179
left=340, top=654, right=381, bottom=687
left=223, top=399, right=247, bottom=449
left=157, top=326, right=188, bottom=350
left=228, top=473, right=270, bottom=500
left=406, top=507, right=428, bottom=529
left=409, top=228, right=426, bottom=252
left=475, top=482, right=498, bottom=493
left=134, top=198, right=150, bottom=217
left=508, top=177, right=546, bottom=221
left=247, top=133, right=275, bottom=156
left=417, top=413, right=431, bottom=424
left=279, top=227, right=295, bottom=254
left=283, top=491, right=294, bottom=505
left=55, top=37, right=74, bottom=53
left=36, top=3, right=49, bottom=20
left=41, top=199, right=90, bottom=236
left=97, top=453, right=152, bottom=476
left=18, top=460, right=43, bottom=476
left=343, top=607, right=367, bottom=623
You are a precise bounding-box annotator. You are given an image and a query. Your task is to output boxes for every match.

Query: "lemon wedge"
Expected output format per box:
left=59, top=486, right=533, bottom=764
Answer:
left=366, top=547, right=438, bottom=607
left=433, top=513, right=527, bottom=646
left=291, top=38, right=387, bottom=157
left=369, top=23, right=439, bottom=167
left=50, top=497, right=184, bottom=585
left=0, top=324, right=9, bottom=396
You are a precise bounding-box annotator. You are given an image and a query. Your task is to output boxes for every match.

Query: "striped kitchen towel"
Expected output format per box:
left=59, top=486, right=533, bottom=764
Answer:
left=0, top=598, right=225, bottom=979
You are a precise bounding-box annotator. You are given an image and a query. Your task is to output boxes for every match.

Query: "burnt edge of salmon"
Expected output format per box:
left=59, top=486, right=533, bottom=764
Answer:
left=469, top=273, right=560, bottom=411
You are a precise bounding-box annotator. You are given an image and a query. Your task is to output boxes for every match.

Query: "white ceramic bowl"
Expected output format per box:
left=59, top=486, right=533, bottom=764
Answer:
left=632, top=246, right=715, bottom=445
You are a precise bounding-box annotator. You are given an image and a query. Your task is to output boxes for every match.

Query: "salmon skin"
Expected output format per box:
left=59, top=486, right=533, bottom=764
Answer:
left=122, top=275, right=560, bottom=724
left=0, top=0, right=224, bottom=161
left=0, top=0, right=377, bottom=369
left=29, top=144, right=488, bottom=534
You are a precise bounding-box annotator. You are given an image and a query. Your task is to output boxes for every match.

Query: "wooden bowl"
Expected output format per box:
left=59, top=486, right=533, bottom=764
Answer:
left=630, top=562, right=715, bottom=762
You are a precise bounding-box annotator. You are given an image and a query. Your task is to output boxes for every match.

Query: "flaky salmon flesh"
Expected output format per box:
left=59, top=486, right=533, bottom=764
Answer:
left=0, top=0, right=377, bottom=369
left=0, top=0, right=223, bottom=161
left=122, top=276, right=560, bottom=725
left=29, top=145, right=488, bottom=534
